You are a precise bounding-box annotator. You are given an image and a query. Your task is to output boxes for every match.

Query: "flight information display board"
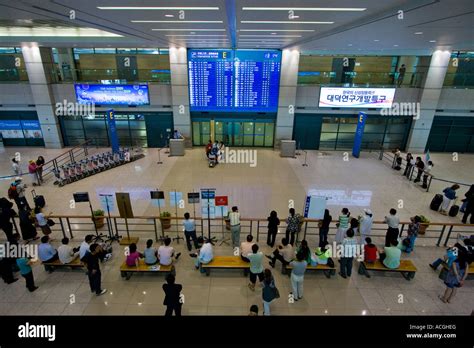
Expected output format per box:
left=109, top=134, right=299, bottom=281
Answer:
left=188, top=49, right=281, bottom=112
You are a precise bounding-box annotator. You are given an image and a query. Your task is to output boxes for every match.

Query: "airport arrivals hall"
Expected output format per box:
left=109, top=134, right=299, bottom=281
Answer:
left=0, top=0, right=473, bottom=335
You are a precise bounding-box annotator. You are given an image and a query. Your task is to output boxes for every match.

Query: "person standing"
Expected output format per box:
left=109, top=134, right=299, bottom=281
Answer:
left=461, top=185, right=474, bottom=224
left=384, top=208, right=400, bottom=247
left=439, top=247, right=470, bottom=304
left=335, top=208, right=350, bottom=244
left=81, top=243, right=107, bottom=296
left=403, top=153, right=413, bottom=177
left=397, top=64, right=406, bottom=87
left=262, top=269, right=278, bottom=316
left=162, top=273, right=183, bottom=316
left=289, top=252, right=307, bottom=300
left=28, top=160, right=38, bottom=186
left=11, top=177, right=30, bottom=210
left=318, top=209, right=332, bottom=247
left=413, top=157, right=425, bottom=183
left=403, top=216, right=421, bottom=254
left=18, top=205, right=38, bottom=242
left=266, top=210, right=280, bottom=247
left=228, top=206, right=241, bottom=248
left=359, top=209, right=373, bottom=244
left=285, top=208, right=300, bottom=246
left=36, top=156, right=45, bottom=183
left=422, top=161, right=434, bottom=189
left=440, top=184, right=460, bottom=215
left=247, top=244, right=264, bottom=291
left=0, top=197, right=16, bottom=242
left=339, top=228, right=357, bottom=279
left=12, top=157, right=21, bottom=176
left=392, top=148, right=402, bottom=170
left=183, top=212, right=199, bottom=252
left=16, top=257, right=38, bottom=292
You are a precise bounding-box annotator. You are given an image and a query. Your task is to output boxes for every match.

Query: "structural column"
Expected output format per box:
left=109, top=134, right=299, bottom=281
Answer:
left=22, top=45, right=63, bottom=149
left=406, top=50, right=451, bottom=153
left=275, top=49, right=300, bottom=148
left=169, top=47, right=191, bottom=145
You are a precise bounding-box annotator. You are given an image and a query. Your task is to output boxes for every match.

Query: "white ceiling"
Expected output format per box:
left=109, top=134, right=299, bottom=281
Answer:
left=0, top=0, right=472, bottom=55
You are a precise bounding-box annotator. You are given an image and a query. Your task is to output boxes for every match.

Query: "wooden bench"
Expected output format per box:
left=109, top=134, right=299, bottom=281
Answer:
left=43, top=258, right=84, bottom=270
left=120, top=260, right=173, bottom=280
left=286, top=264, right=337, bottom=279
left=358, top=260, right=417, bottom=280
left=201, top=256, right=250, bottom=276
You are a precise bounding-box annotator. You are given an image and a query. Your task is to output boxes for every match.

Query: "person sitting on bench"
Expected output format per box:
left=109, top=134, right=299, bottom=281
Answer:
left=158, top=238, right=181, bottom=267
left=143, top=239, right=158, bottom=265
left=364, top=237, right=378, bottom=264
left=58, top=237, right=80, bottom=264
left=38, top=235, right=59, bottom=272
left=312, top=241, right=331, bottom=266
left=379, top=239, right=401, bottom=269
left=191, top=237, right=213, bottom=272
left=266, top=237, right=294, bottom=269
left=126, top=243, right=143, bottom=267
left=79, top=235, right=112, bottom=263
left=240, top=235, right=255, bottom=262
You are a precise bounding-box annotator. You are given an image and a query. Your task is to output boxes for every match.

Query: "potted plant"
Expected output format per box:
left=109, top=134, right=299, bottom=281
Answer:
left=93, top=209, right=105, bottom=229
left=418, top=215, right=430, bottom=235
left=160, top=211, right=172, bottom=230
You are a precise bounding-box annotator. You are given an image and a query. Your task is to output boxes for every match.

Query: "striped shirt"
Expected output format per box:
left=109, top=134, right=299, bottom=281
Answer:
left=228, top=212, right=240, bottom=226
left=339, top=215, right=349, bottom=229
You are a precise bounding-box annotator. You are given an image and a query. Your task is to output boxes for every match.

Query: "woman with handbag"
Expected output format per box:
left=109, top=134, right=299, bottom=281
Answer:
left=34, top=206, right=54, bottom=237
left=439, top=247, right=470, bottom=303
left=262, top=268, right=279, bottom=316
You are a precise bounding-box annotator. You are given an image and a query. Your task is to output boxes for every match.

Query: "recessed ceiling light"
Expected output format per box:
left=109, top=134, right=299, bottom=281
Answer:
left=240, top=34, right=301, bottom=37
left=98, top=6, right=219, bottom=10
left=429, top=40, right=436, bottom=42
left=241, top=20, right=333, bottom=24
left=292, top=16, right=300, bottom=19
left=374, top=39, right=379, bottom=42
left=239, top=29, right=314, bottom=32
left=271, top=32, right=277, bottom=35
left=165, top=14, right=174, bottom=18
left=190, top=32, right=196, bottom=34
left=132, top=20, right=223, bottom=23
left=166, top=34, right=226, bottom=37
left=242, top=7, right=366, bottom=11
left=348, top=44, right=353, bottom=46
left=393, top=44, right=399, bottom=46
left=152, top=28, right=225, bottom=31
left=414, top=32, right=423, bottom=35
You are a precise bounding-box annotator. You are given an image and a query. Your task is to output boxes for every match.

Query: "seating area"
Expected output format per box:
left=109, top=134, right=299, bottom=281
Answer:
left=120, top=260, right=173, bottom=279
left=359, top=260, right=417, bottom=280
left=201, top=256, right=250, bottom=276
left=42, top=258, right=84, bottom=270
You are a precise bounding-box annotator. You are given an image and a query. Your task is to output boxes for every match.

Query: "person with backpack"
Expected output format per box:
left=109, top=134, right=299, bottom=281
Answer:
left=9, top=177, right=30, bottom=210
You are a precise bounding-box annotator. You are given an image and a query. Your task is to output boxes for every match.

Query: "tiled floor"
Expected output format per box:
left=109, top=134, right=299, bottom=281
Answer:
left=0, top=145, right=473, bottom=315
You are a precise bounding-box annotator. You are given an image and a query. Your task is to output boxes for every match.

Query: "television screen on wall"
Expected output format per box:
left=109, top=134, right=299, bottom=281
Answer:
left=318, top=87, right=395, bottom=108
left=188, top=49, right=282, bottom=112
left=74, top=84, right=150, bottom=106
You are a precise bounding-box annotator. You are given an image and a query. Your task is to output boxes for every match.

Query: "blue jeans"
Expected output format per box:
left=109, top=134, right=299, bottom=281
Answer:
left=184, top=230, right=199, bottom=251
left=340, top=257, right=353, bottom=277
left=431, top=258, right=443, bottom=269
left=405, top=234, right=417, bottom=253
left=195, top=257, right=211, bottom=273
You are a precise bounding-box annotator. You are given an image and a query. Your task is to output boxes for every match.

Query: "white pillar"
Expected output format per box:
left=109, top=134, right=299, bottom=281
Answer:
left=406, top=50, right=451, bottom=153
left=275, top=49, right=300, bottom=147
left=169, top=47, right=191, bottom=145
left=22, top=45, right=63, bottom=149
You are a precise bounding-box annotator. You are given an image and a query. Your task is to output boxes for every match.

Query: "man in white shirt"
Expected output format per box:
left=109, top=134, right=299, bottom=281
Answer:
left=193, top=237, right=213, bottom=272
left=240, top=235, right=255, bottom=262
left=267, top=237, right=294, bottom=270
left=58, top=237, right=80, bottom=264
left=360, top=209, right=374, bottom=243
left=228, top=206, right=241, bottom=248
left=384, top=208, right=400, bottom=247
left=158, top=237, right=181, bottom=266
left=79, top=235, right=93, bottom=260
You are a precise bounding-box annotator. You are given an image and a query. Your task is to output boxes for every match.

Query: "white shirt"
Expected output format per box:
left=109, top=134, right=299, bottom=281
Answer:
left=240, top=241, right=255, bottom=257
left=79, top=241, right=90, bottom=259
left=58, top=245, right=75, bottom=264
left=158, top=245, right=174, bottom=265
left=360, top=215, right=373, bottom=235
left=280, top=245, right=295, bottom=262
left=384, top=215, right=400, bottom=229
left=35, top=212, right=47, bottom=227
left=199, top=243, right=213, bottom=263
left=12, top=162, right=20, bottom=175
left=228, top=212, right=240, bottom=226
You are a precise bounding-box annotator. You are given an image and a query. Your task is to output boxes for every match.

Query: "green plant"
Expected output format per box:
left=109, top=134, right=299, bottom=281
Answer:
left=419, top=215, right=430, bottom=224
left=93, top=209, right=105, bottom=217
left=160, top=211, right=171, bottom=218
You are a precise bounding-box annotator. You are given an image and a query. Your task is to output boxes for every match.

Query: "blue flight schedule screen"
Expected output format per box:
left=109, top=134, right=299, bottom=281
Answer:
left=188, top=49, right=281, bottom=112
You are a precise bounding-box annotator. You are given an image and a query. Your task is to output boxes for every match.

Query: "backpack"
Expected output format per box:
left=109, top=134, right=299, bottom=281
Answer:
left=8, top=184, right=18, bottom=199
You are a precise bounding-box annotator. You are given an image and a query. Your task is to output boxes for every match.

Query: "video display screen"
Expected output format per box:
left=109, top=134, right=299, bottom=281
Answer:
left=74, top=84, right=150, bottom=106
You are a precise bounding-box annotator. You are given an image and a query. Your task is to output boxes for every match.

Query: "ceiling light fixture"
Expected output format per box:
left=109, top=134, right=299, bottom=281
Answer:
left=242, top=7, right=366, bottom=11
left=393, top=44, right=399, bottom=46
left=166, top=34, right=227, bottom=37
left=152, top=28, right=225, bottom=31
left=240, top=34, right=301, bottom=37
left=414, top=32, right=423, bottom=35
left=165, top=14, right=174, bottom=18
left=241, top=20, right=333, bottom=24
left=132, top=20, right=223, bottom=23
left=429, top=40, right=436, bottom=42
left=98, top=6, right=219, bottom=10
left=373, top=39, right=379, bottom=42
left=239, top=29, right=314, bottom=32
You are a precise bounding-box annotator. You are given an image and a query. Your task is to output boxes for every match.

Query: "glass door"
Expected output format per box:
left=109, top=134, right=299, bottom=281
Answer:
left=243, top=122, right=254, bottom=146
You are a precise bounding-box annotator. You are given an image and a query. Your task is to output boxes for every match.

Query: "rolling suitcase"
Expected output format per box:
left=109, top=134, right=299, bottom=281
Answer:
left=449, top=204, right=459, bottom=217
left=430, top=194, right=443, bottom=211
left=32, top=189, right=45, bottom=208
